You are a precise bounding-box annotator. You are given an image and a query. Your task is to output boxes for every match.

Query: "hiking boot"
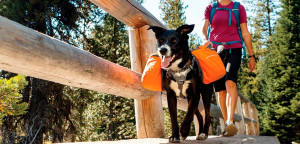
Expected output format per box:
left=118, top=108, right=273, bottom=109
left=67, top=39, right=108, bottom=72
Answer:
left=221, top=123, right=238, bottom=137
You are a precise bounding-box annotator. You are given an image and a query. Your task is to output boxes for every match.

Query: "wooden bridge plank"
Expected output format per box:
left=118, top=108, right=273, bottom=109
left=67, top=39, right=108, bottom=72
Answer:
left=58, top=135, right=280, bottom=144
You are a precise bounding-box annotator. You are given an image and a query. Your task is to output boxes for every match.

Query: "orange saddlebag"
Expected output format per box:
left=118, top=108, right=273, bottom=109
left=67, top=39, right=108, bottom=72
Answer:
left=192, top=45, right=226, bottom=84
left=141, top=54, right=163, bottom=91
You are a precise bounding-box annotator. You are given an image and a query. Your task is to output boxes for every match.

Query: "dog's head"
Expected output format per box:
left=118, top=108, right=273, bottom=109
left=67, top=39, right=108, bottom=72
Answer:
left=148, top=24, right=194, bottom=69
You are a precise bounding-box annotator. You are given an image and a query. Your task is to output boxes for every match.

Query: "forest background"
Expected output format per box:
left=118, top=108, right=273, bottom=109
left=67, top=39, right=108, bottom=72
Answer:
left=0, top=0, right=298, bottom=143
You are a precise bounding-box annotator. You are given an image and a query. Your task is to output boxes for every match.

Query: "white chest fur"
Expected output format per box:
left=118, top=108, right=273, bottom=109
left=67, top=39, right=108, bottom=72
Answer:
left=170, top=80, right=191, bottom=98
left=169, top=58, right=182, bottom=71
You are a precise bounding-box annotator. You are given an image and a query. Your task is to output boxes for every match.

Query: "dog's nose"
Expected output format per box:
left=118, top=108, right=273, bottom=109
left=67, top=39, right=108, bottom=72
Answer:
left=160, top=48, right=168, bottom=55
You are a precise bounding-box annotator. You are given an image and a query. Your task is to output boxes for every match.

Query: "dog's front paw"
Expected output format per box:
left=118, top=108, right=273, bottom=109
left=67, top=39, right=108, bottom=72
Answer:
left=180, top=134, right=187, bottom=141
left=180, top=123, right=190, bottom=140
left=169, top=135, right=180, bottom=143
left=196, top=133, right=208, bottom=140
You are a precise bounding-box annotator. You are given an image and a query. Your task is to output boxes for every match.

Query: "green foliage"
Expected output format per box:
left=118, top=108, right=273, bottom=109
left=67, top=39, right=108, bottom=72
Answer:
left=256, top=0, right=300, bottom=143
left=159, top=0, right=199, bottom=52
left=86, top=14, right=130, bottom=68
left=64, top=88, right=136, bottom=141
left=238, top=0, right=278, bottom=101
left=189, top=34, right=202, bottom=49
left=0, top=0, right=80, bottom=39
left=0, top=75, right=28, bottom=125
left=160, top=0, right=187, bottom=30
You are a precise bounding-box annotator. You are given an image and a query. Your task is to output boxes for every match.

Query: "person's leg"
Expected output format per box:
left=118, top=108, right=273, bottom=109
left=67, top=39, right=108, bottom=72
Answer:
left=222, top=48, right=242, bottom=136
left=223, top=81, right=239, bottom=137
left=225, top=80, right=238, bottom=123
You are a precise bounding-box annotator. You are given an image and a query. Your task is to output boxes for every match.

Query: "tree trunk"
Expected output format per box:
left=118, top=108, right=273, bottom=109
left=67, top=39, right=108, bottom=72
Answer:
left=27, top=78, right=46, bottom=144
left=267, top=0, right=272, bottom=37
left=108, top=97, right=114, bottom=140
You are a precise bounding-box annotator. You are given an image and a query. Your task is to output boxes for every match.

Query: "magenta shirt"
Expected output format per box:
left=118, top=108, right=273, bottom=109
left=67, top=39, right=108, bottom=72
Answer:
left=204, top=1, right=247, bottom=49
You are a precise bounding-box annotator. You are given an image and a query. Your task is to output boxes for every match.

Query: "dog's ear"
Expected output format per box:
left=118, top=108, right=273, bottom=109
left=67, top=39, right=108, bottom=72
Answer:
left=176, top=24, right=195, bottom=35
left=147, top=26, right=166, bottom=39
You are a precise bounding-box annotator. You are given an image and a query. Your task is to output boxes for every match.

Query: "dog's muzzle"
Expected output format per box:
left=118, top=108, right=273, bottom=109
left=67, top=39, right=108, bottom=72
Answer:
left=159, top=47, right=168, bottom=55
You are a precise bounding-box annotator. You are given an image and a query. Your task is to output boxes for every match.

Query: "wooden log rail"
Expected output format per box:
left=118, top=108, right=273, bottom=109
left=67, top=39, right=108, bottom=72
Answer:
left=0, top=16, right=155, bottom=101
left=0, top=0, right=260, bottom=138
left=89, top=0, right=166, bottom=29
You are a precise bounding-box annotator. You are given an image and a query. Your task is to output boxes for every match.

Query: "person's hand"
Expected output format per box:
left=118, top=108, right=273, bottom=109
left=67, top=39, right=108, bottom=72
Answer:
left=249, top=57, right=256, bottom=72
left=202, top=40, right=213, bottom=47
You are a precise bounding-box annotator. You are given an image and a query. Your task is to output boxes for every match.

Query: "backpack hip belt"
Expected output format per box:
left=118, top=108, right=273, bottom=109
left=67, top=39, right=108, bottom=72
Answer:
left=212, top=41, right=242, bottom=53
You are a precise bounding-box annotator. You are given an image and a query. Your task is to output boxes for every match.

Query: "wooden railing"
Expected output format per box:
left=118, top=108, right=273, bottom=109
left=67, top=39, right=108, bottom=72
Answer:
left=0, top=0, right=259, bottom=139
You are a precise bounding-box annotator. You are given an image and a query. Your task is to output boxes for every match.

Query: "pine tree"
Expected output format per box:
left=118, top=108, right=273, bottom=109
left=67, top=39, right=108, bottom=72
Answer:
left=0, top=0, right=86, bottom=143
left=258, top=0, right=300, bottom=143
left=0, top=75, right=28, bottom=125
left=159, top=0, right=187, bottom=29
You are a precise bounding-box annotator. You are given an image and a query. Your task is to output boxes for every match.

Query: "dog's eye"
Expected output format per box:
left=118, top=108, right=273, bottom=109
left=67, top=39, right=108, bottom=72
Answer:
left=172, top=39, right=178, bottom=43
left=159, top=39, right=164, bottom=44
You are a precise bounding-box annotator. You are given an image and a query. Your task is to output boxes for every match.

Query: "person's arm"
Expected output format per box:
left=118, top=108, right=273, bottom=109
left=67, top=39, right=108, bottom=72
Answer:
left=240, top=23, right=256, bottom=72
left=201, top=19, right=213, bottom=46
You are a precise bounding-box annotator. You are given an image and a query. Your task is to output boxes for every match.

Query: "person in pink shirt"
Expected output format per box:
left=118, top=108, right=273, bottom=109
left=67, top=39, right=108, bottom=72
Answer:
left=201, top=0, right=256, bottom=137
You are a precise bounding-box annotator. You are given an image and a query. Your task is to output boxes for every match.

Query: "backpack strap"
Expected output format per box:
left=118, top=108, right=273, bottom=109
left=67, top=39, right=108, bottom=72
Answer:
left=207, top=2, right=218, bottom=40
left=216, top=7, right=233, bottom=26
left=209, top=2, right=218, bottom=23
left=232, top=2, right=247, bottom=57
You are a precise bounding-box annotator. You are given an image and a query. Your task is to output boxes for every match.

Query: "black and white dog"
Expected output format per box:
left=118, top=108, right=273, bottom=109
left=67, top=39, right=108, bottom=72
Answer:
left=148, top=24, right=213, bottom=143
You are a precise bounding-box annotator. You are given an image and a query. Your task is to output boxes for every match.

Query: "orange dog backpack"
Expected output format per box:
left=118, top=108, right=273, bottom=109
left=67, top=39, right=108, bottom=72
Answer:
left=192, top=44, right=226, bottom=84
left=141, top=54, right=163, bottom=91
left=141, top=45, right=226, bottom=91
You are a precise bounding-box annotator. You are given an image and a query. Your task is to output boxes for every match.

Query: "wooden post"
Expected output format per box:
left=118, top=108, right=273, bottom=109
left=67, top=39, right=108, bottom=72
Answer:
left=129, top=26, right=165, bottom=138
left=235, top=97, right=245, bottom=135
left=249, top=104, right=256, bottom=135
left=243, top=102, right=252, bottom=135
left=252, top=106, right=260, bottom=136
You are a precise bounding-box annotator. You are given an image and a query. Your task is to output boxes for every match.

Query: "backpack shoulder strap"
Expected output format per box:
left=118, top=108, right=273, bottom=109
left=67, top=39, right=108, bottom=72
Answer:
left=207, top=2, right=218, bottom=40
left=232, top=2, right=240, bottom=26
left=209, top=2, right=218, bottom=23
left=232, top=2, right=247, bottom=57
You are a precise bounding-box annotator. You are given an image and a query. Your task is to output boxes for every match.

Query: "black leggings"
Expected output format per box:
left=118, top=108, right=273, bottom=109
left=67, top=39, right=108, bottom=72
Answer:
left=214, top=48, right=242, bottom=92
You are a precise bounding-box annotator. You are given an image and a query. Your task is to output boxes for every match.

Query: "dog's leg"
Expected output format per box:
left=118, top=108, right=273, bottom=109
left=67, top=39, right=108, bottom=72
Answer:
left=167, top=92, right=180, bottom=143
left=180, top=92, right=200, bottom=140
left=198, top=84, right=213, bottom=140
left=194, top=108, right=204, bottom=140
